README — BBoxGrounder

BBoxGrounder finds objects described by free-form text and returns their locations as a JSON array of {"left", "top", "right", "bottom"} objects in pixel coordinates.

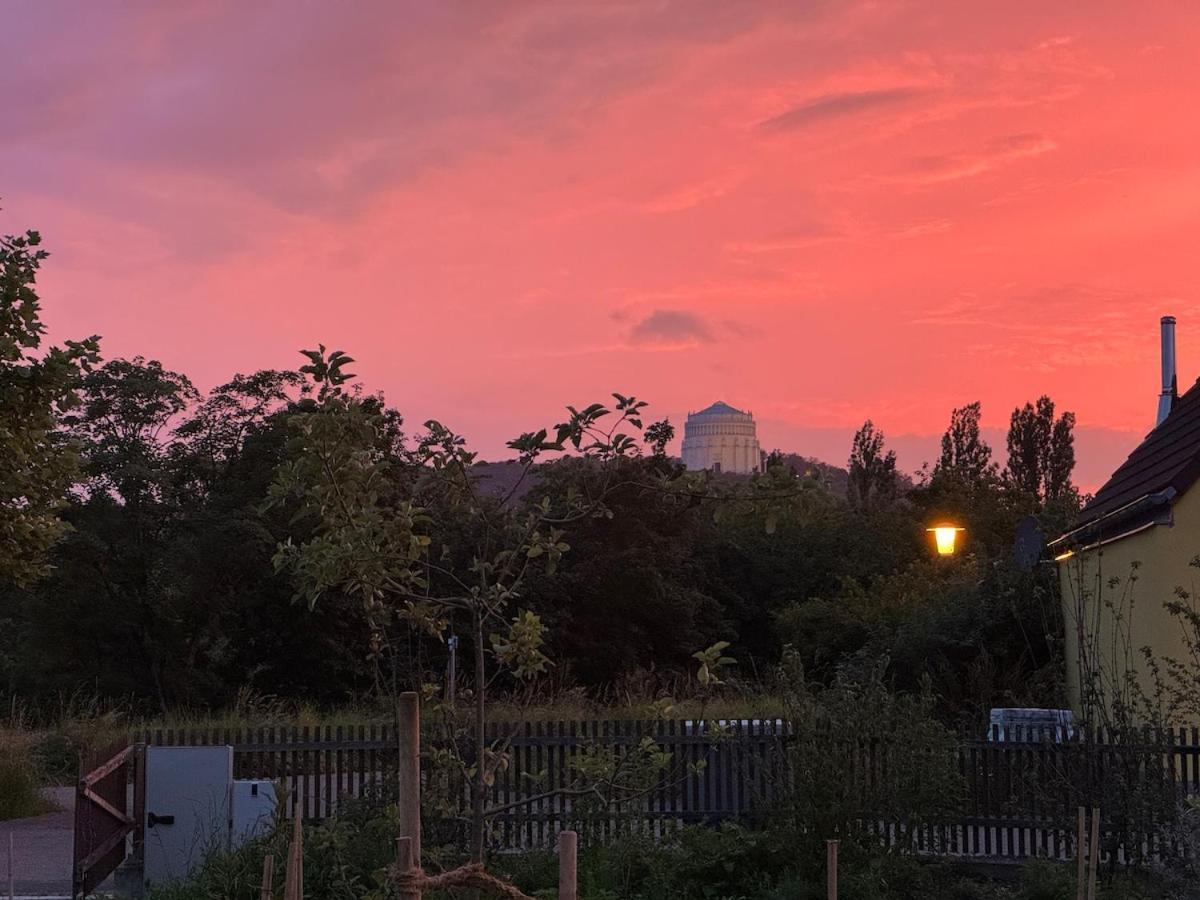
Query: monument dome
[{"left": 681, "top": 401, "right": 762, "bottom": 474}]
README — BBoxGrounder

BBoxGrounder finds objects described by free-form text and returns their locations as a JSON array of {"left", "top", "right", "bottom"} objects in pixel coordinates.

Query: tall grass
[{"left": 0, "top": 721, "right": 50, "bottom": 820}]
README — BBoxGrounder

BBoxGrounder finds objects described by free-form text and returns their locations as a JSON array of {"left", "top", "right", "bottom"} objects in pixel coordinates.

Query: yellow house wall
[{"left": 1058, "top": 487, "right": 1200, "bottom": 717}]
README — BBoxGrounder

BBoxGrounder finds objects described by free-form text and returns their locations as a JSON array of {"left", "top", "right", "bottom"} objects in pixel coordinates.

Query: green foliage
[
  {"left": 775, "top": 650, "right": 963, "bottom": 860},
  {"left": 693, "top": 641, "right": 736, "bottom": 688},
  {"left": 775, "top": 551, "right": 1063, "bottom": 719},
  {"left": 1, "top": 354, "right": 363, "bottom": 712},
  {"left": 0, "top": 228, "right": 100, "bottom": 585},
  {"left": 490, "top": 610, "right": 551, "bottom": 679}
]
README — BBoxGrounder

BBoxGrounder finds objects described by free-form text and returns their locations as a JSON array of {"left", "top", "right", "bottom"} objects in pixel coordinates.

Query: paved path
[{"left": 5, "top": 787, "right": 74, "bottom": 898}]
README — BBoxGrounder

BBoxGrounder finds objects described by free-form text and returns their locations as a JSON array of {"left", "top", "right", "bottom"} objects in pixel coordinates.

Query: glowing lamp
[{"left": 927, "top": 524, "right": 965, "bottom": 557}]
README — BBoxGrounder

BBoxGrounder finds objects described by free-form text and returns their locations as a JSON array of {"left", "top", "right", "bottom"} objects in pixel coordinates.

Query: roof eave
[{"left": 1049, "top": 487, "right": 1177, "bottom": 549}]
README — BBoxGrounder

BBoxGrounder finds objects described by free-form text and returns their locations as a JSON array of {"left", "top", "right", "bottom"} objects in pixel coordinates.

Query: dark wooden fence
[{"left": 139, "top": 720, "right": 1200, "bottom": 861}]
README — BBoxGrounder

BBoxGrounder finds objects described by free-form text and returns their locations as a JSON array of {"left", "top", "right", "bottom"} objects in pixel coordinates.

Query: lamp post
[{"left": 927, "top": 524, "right": 965, "bottom": 557}]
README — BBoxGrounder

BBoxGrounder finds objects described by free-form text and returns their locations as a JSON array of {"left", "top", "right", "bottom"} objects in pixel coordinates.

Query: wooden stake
[
  {"left": 396, "top": 836, "right": 421, "bottom": 900},
  {"left": 283, "top": 801, "right": 303, "bottom": 900},
  {"left": 1075, "top": 807, "right": 1086, "bottom": 900},
  {"left": 8, "top": 831, "right": 13, "bottom": 900},
  {"left": 558, "top": 830, "right": 578, "bottom": 900},
  {"left": 826, "top": 839, "right": 839, "bottom": 900},
  {"left": 1087, "top": 806, "right": 1100, "bottom": 900},
  {"left": 260, "top": 853, "right": 275, "bottom": 900},
  {"left": 398, "top": 692, "right": 422, "bottom": 867}
]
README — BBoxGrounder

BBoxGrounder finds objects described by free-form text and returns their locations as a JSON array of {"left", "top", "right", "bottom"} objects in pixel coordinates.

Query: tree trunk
[{"left": 470, "top": 606, "right": 487, "bottom": 864}]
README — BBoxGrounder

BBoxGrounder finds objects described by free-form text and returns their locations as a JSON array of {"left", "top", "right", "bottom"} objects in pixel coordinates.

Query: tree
[
  {"left": 0, "top": 228, "right": 99, "bottom": 585},
  {"left": 65, "top": 357, "right": 198, "bottom": 508},
  {"left": 933, "top": 402, "right": 997, "bottom": 487},
  {"left": 1005, "top": 396, "right": 1076, "bottom": 504},
  {"left": 172, "top": 369, "right": 304, "bottom": 499},
  {"left": 643, "top": 418, "right": 675, "bottom": 458},
  {"left": 11, "top": 362, "right": 338, "bottom": 713},
  {"left": 522, "top": 455, "right": 721, "bottom": 685},
  {"left": 847, "top": 420, "right": 897, "bottom": 508}
]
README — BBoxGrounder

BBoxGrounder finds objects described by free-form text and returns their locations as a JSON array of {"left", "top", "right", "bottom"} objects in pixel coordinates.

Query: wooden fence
[{"left": 138, "top": 720, "right": 1200, "bottom": 862}]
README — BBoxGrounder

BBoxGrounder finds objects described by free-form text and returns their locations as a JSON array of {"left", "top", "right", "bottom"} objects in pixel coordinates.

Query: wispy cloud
[
  {"left": 901, "top": 133, "right": 1056, "bottom": 183},
  {"left": 758, "top": 86, "right": 929, "bottom": 131}
]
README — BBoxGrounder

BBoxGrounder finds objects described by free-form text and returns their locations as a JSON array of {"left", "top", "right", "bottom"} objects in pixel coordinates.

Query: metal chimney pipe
[{"left": 1157, "top": 315, "right": 1178, "bottom": 426}]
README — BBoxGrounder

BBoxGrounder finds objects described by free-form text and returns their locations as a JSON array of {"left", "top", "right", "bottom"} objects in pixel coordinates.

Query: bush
[{"left": 774, "top": 650, "right": 963, "bottom": 864}]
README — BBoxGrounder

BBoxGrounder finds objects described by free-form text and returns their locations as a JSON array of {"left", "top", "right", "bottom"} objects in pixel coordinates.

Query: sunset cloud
[
  {"left": 629, "top": 309, "right": 714, "bottom": 345},
  {"left": 903, "top": 132, "right": 1058, "bottom": 183},
  {"left": 758, "top": 87, "right": 929, "bottom": 132}
]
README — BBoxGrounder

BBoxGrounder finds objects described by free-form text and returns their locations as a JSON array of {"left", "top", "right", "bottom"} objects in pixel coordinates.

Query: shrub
[{"left": 773, "top": 650, "right": 963, "bottom": 864}]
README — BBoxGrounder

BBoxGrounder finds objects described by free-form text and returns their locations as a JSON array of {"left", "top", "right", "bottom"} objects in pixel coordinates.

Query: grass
[
  {"left": 0, "top": 726, "right": 51, "bottom": 820},
  {"left": 4, "top": 681, "right": 789, "bottom": 733}
]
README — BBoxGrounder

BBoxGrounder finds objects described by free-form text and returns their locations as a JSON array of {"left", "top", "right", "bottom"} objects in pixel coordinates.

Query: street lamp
[{"left": 927, "top": 524, "right": 965, "bottom": 557}]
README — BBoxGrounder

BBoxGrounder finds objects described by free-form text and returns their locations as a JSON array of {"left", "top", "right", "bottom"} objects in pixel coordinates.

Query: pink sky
[{"left": 6, "top": 1, "right": 1200, "bottom": 490}]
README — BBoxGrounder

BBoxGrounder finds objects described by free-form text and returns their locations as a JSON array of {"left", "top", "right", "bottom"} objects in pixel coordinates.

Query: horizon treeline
[{"left": 2, "top": 227, "right": 1081, "bottom": 723}]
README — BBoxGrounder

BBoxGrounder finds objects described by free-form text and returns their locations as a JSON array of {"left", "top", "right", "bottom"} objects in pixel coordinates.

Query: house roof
[{"left": 1076, "top": 377, "right": 1200, "bottom": 526}]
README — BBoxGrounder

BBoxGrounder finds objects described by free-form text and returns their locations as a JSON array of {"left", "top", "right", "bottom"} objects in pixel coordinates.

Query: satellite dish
[{"left": 1013, "top": 515, "right": 1044, "bottom": 572}]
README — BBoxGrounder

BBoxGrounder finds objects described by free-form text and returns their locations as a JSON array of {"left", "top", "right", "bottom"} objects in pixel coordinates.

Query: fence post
[
  {"left": 396, "top": 837, "right": 420, "bottom": 900},
  {"left": 8, "top": 831, "right": 14, "bottom": 900},
  {"left": 259, "top": 853, "right": 274, "bottom": 900},
  {"left": 1075, "top": 807, "right": 1086, "bottom": 900},
  {"left": 826, "top": 839, "right": 839, "bottom": 900},
  {"left": 1087, "top": 806, "right": 1100, "bottom": 900},
  {"left": 558, "top": 830, "right": 578, "bottom": 900},
  {"left": 398, "top": 692, "right": 422, "bottom": 866},
  {"left": 283, "top": 802, "right": 303, "bottom": 900}
]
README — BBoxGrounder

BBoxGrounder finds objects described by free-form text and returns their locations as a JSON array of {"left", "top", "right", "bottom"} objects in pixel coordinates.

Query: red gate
[{"left": 73, "top": 741, "right": 145, "bottom": 897}]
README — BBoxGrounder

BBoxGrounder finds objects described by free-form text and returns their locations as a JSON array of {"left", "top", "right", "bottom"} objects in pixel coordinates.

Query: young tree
[
  {"left": 0, "top": 229, "right": 99, "bottom": 585},
  {"left": 269, "top": 347, "right": 656, "bottom": 864},
  {"left": 1005, "top": 395, "right": 1076, "bottom": 503},
  {"left": 847, "top": 419, "right": 897, "bottom": 508},
  {"left": 933, "top": 402, "right": 997, "bottom": 486}
]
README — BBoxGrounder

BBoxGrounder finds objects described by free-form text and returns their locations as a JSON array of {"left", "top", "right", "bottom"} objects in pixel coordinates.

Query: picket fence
[{"left": 138, "top": 720, "right": 1200, "bottom": 862}]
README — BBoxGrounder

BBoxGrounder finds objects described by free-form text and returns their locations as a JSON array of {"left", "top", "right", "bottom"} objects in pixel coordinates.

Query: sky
[{"left": 5, "top": 1, "right": 1200, "bottom": 490}]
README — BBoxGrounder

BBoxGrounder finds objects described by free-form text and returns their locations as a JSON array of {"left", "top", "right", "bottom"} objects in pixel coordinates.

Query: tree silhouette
[
  {"left": 848, "top": 420, "right": 897, "bottom": 508},
  {"left": 934, "top": 402, "right": 997, "bottom": 487},
  {"left": 1005, "top": 395, "right": 1076, "bottom": 503}
]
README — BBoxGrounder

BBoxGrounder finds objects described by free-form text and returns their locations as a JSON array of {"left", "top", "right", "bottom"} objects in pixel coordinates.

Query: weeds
[{"left": 0, "top": 725, "right": 50, "bottom": 820}]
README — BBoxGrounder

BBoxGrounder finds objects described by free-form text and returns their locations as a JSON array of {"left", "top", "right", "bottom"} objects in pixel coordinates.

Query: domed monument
[{"left": 681, "top": 401, "right": 762, "bottom": 474}]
